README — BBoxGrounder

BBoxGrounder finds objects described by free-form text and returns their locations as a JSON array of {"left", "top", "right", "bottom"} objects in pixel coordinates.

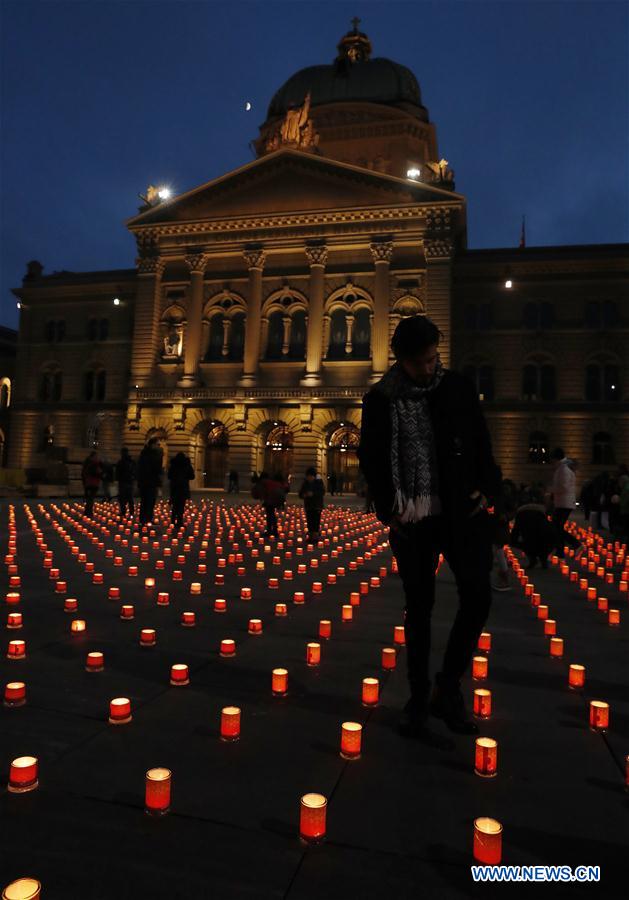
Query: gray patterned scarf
[{"left": 375, "top": 360, "right": 444, "bottom": 523}]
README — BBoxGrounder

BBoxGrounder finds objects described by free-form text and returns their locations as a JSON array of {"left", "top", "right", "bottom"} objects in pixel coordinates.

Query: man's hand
[
  {"left": 388, "top": 512, "right": 409, "bottom": 538},
  {"left": 469, "top": 491, "right": 488, "bottom": 517}
]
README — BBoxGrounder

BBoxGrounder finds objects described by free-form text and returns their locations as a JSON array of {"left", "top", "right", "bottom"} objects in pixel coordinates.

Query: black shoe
[
  {"left": 430, "top": 678, "right": 479, "bottom": 735},
  {"left": 397, "top": 700, "right": 455, "bottom": 750}
]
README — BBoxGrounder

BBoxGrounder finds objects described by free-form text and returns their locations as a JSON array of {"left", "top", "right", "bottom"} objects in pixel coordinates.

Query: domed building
[{"left": 9, "top": 24, "right": 628, "bottom": 492}]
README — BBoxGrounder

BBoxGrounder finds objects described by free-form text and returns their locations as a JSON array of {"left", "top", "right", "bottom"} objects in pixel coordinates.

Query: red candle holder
[
  {"left": 268, "top": 578, "right": 279, "bottom": 590},
  {"left": 543, "top": 619, "right": 556, "bottom": 636},
  {"left": 608, "top": 609, "right": 620, "bottom": 626},
  {"left": 7, "top": 612, "right": 22, "bottom": 629},
  {"left": 220, "top": 706, "right": 241, "bottom": 741},
  {"left": 299, "top": 793, "right": 327, "bottom": 843},
  {"left": 472, "top": 656, "right": 488, "bottom": 680},
  {"left": 181, "top": 611, "right": 196, "bottom": 627},
  {"left": 274, "top": 603, "right": 287, "bottom": 617},
  {"left": 240, "top": 587, "right": 252, "bottom": 600},
  {"left": 597, "top": 596, "right": 608, "bottom": 612},
  {"left": 5, "top": 592, "right": 20, "bottom": 606},
  {"left": 157, "top": 592, "right": 170, "bottom": 606},
  {"left": 312, "top": 582, "right": 323, "bottom": 594},
  {"left": 327, "top": 574, "right": 337, "bottom": 585},
  {"left": 306, "top": 642, "right": 321, "bottom": 666},
  {"left": 109, "top": 697, "right": 132, "bottom": 724},
  {"left": 55, "top": 581, "right": 67, "bottom": 594},
  {"left": 86, "top": 651, "right": 104, "bottom": 672},
  {"left": 145, "top": 767, "right": 171, "bottom": 815},
  {"left": 381, "top": 647, "right": 396, "bottom": 670},
  {"left": 362, "top": 677, "right": 379, "bottom": 706},
  {"left": 341, "top": 605, "right": 353, "bottom": 622},
  {"left": 214, "top": 598, "right": 227, "bottom": 613},
  {"left": 474, "top": 737, "right": 498, "bottom": 777},
  {"left": 549, "top": 637, "right": 564, "bottom": 658},
  {"left": 140, "top": 628, "right": 156, "bottom": 647},
  {"left": 360, "top": 582, "right": 369, "bottom": 595},
  {"left": 128, "top": 566, "right": 138, "bottom": 577},
  {"left": 340, "top": 722, "right": 362, "bottom": 760},
  {"left": 473, "top": 817, "right": 502, "bottom": 864},
  {"left": 92, "top": 573, "right": 104, "bottom": 585},
  {"left": 370, "top": 577, "right": 381, "bottom": 588},
  {"left": 71, "top": 619, "right": 86, "bottom": 634},
  {"left": 172, "top": 570, "right": 183, "bottom": 582},
  {"left": 589, "top": 700, "right": 609, "bottom": 732},
  {"left": 3, "top": 681, "right": 26, "bottom": 707},
  {"left": 587, "top": 587, "right": 597, "bottom": 602},
  {"left": 108, "top": 587, "right": 120, "bottom": 601},
  {"left": 214, "top": 574, "right": 224, "bottom": 586},
  {"left": 473, "top": 688, "right": 492, "bottom": 718},
  {"left": 319, "top": 620, "right": 331, "bottom": 640},
  {"left": 537, "top": 605, "right": 549, "bottom": 620},
  {"left": 7, "top": 640, "right": 25, "bottom": 660},
  {"left": 568, "top": 664, "right": 585, "bottom": 689},
  {"left": 8, "top": 756, "right": 38, "bottom": 793},
  {"left": 170, "top": 664, "right": 189, "bottom": 686},
  {"left": 248, "top": 618, "right": 263, "bottom": 634},
  {"left": 220, "top": 638, "right": 236, "bottom": 657},
  {"left": 531, "top": 593, "right": 541, "bottom": 608},
  {"left": 293, "top": 592, "right": 305, "bottom": 604},
  {"left": 393, "top": 625, "right": 405, "bottom": 646},
  {"left": 120, "top": 604, "right": 134, "bottom": 620},
  {"left": 477, "top": 632, "right": 491, "bottom": 653},
  {"left": 190, "top": 583, "right": 201, "bottom": 595},
  {"left": 272, "top": 668, "right": 288, "bottom": 696}
]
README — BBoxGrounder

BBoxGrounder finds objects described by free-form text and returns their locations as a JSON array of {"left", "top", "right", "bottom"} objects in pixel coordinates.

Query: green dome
[{"left": 266, "top": 56, "right": 427, "bottom": 122}]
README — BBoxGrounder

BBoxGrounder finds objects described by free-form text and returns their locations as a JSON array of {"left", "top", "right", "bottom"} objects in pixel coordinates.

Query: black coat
[
  {"left": 357, "top": 369, "right": 502, "bottom": 527},
  {"left": 168, "top": 454, "right": 195, "bottom": 500}
]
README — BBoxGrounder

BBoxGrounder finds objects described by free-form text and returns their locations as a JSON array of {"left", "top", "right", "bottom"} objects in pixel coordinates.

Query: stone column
[
  {"left": 345, "top": 314, "right": 355, "bottom": 355},
  {"left": 301, "top": 245, "right": 328, "bottom": 386},
  {"left": 239, "top": 248, "right": 266, "bottom": 386},
  {"left": 370, "top": 241, "right": 393, "bottom": 379},
  {"left": 221, "top": 318, "right": 232, "bottom": 357},
  {"left": 130, "top": 255, "right": 165, "bottom": 388},
  {"left": 423, "top": 239, "right": 453, "bottom": 368},
  {"left": 179, "top": 252, "right": 208, "bottom": 386},
  {"left": 281, "top": 316, "right": 292, "bottom": 356}
]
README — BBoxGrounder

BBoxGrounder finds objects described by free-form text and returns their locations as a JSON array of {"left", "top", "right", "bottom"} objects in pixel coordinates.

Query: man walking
[
  {"left": 358, "top": 315, "right": 502, "bottom": 744},
  {"left": 298, "top": 466, "right": 325, "bottom": 541},
  {"left": 550, "top": 448, "right": 581, "bottom": 557},
  {"left": 137, "top": 437, "right": 163, "bottom": 525}
]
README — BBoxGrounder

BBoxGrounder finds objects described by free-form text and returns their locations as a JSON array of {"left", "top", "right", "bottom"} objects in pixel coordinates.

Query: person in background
[
  {"left": 168, "top": 452, "right": 195, "bottom": 528},
  {"left": 511, "top": 489, "right": 555, "bottom": 569},
  {"left": 550, "top": 447, "right": 582, "bottom": 557},
  {"left": 298, "top": 466, "right": 325, "bottom": 541},
  {"left": 253, "top": 470, "right": 287, "bottom": 537},
  {"left": 328, "top": 471, "right": 337, "bottom": 495},
  {"left": 81, "top": 450, "right": 103, "bottom": 517},
  {"left": 115, "top": 447, "right": 136, "bottom": 518},
  {"left": 227, "top": 470, "right": 239, "bottom": 493},
  {"left": 137, "top": 437, "right": 163, "bottom": 525}
]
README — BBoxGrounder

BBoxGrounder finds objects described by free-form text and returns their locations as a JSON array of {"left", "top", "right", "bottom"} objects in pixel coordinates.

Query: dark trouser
[
  {"left": 552, "top": 508, "right": 580, "bottom": 556},
  {"left": 171, "top": 494, "right": 186, "bottom": 528},
  {"left": 389, "top": 513, "right": 492, "bottom": 700},
  {"left": 84, "top": 486, "right": 98, "bottom": 517},
  {"left": 139, "top": 488, "right": 157, "bottom": 525},
  {"left": 305, "top": 506, "right": 322, "bottom": 535},
  {"left": 264, "top": 504, "right": 278, "bottom": 536},
  {"left": 118, "top": 484, "right": 134, "bottom": 518}
]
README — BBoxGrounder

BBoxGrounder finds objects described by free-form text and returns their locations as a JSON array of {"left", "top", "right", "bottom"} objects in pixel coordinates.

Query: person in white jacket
[{"left": 550, "top": 448, "right": 582, "bottom": 557}]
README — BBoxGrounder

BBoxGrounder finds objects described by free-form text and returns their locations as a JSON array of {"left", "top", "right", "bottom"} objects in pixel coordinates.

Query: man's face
[{"left": 399, "top": 344, "right": 439, "bottom": 385}]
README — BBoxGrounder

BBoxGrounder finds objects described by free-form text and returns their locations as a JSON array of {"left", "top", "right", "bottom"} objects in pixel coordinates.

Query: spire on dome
[{"left": 336, "top": 17, "right": 372, "bottom": 63}]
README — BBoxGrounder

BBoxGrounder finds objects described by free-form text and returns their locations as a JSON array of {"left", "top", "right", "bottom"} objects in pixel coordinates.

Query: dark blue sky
[{"left": 2, "top": 0, "right": 627, "bottom": 329}]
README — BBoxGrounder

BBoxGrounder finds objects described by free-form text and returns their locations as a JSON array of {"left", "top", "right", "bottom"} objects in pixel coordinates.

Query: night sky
[{"left": 2, "top": 0, "right": 627, "bottom": 329}]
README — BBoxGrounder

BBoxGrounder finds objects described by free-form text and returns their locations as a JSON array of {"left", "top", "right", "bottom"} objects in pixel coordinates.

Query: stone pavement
[{"left": 0, "top": 499, "right": 626, "bottom": 899}]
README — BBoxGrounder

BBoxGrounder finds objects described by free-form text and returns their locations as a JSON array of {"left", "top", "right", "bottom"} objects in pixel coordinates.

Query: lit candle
[
  {"left": 393, "top": 625, "right": 406, "bottom": 646},
  {"left": 360, "top": 582, "right": 369, "bottom": 595},
  {"left": 272, "top": 668, "right": 288, "bottom": 696},
  {"left": 7, "top": 640, "right": 25, "bottom": 660},
  {"left": 170, "top": 664, "right": 189, "bottom": 686},
  {"left": 362, "top": 677, "right": 379, "bottom": 706},
  {"left": 319, "top": 620, "right": 331, "bottom": 640},
  {"left": 214, "top": 598, "right": 227, "bottom": 613},
  {"left": 537, "top": 605, "right": 549, "bottom": 620},
  {"left": 145, "top": 767, "right": 171, "bottom": 815},
  {"left": 190, "top": 583, "right": 201, "bottom": 595},
  {"left": 473, "top": 817, "right": 502, "bottom": 864},
  {"left": 120, "top": 604, "right": 134, "bottom": 620},
  {"left": 240, "top": 587, "right": 252, "bottom": 600},
  {"left": 597, "top": 596, "right": 608, "bottom": 612},
  {"left": 341, "top": 605, "right": 353, "bottom": 622},
  {"left": 128, "top": 566, "right": 138, "bottom": 577},
  {"left": 543, "top": 619, "right": 556, "bottom": 636},
  {"left": 85, "top": 651, "right": 104, "bottom": 672},
  {"left": 299, "top": 793, "right": 327, "bottom": 843},
  {"left": 549, "top": 637, "right": 564, "bottom": 658},
  {"left": 474, "top": 737, "right": 498, "bottom": 777},
  {"left": 7, "top": 613, "right": 22, "bottom": 629},
  {"left": 140, "top": 628, "right": 156, "bottom": 647},
  {"left": 268, "top": 578, "right": 279, "bottom": 590},
  {"left": 181, "top": 611, "right": 196, "bottom": 627},
  {"left": 531, "top": 593, "right": 541, "bottom": 607},
  {"left": 220, "top": 638, "right": 236, "bottom": 657},
  {"left": 589, "top": 700, "right": 609, "bottom": 732},
  {"left": 293, "top": 591, "right": 305, "bottom": 604},
  {"left": 327, "top": 574, "right": 336, "bottom": 585},
  {"left": 3, "top": 681, "right": 26, "bottom": 707},
  {"left": 587, "top": 587, "right": 597, "bottom": 602},
  {"left": 7, "top": 756, "right": 38, "bottom": 794},
  {"left": 370, "top": 577, "right": 380, "bottom": 588},
  {"left": 312, "top": 582, "right": 322, "bottom": 594},
  {"left": 1, "top": 878, "right": 41, "bottom": 899},
  {"left": 220, "top": 706, "right": 241, "bottom": 741},
  {"left": 306, "top": 642, "right": 321, "bottom": 666},
  {"left": 248, "top": 618, "right": 263, "bottom": 634},
  {"left": 108, "top": 587, "right": 120, "bottom": 600},
  {"left": 109, "top": 697, "right": 132, "bottom": 724},
  {"left": 382, "top": 648, "right": 396, "bottom": 670},
  {"left": 214, "top": 574, "right": 224, "bottom": 586},
  {"left": 274, "top": 603, "right": 287, "bottom": 616},
  {"left": 55, "top": 581, "right": 67, "bottom": 594},
  {"left": 568, "top": 664, "right": 585, "bottom": 689},
  {"left": 473, "top": 688, "right": 492, "bottom": 718},
  {"left": 477, "top": 632, "right": 491, "bottom": 652},
  {"left": 608, "top": 609, "right": 620, "bottom": 626},
  {"left": 472, "top": 656, "right": 488, "bottom": 680},
  {"left": 71, "top": 619, "right": 86, "bottom": 633},
  {"left": 5, "top": 593, "right": 20, "bottom": 605},
  {"left": 92, "top": 573, "right": 104, "bottom": 585},
  {"left": 340, "top": 722, "right": 362, "bottom": 760},
  {"left": 349, "top": 592, "right": 360, "bottom": 607}
]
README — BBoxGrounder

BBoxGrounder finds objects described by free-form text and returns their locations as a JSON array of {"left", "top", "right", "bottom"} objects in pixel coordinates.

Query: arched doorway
[
  {"left": 204, "top": 422, "right": 229, "bottom": 488},
  {"left": 263, "top": 424, "right": 293, "bottom": 481},
  {"left": 327, "top": 425, "right": 360, "bottom": 493}
]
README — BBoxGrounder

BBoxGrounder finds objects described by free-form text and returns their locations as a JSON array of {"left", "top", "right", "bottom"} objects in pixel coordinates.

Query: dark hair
[
  {"left": 305, "top": 467, "right": 316, "bottom": 476},
  {"left": 550, "top": 447, "right": 565, "bottom": 461},
  {"left": 391, "top": 315, "right": 442, "bottom": 360}
]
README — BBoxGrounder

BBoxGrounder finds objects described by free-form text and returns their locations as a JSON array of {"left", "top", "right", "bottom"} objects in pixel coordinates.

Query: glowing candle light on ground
[
  {"left": 312, "top": 582, "right": 322, "bottom": 594},
  {"left": 220, "top": 706, "right": 241, "bottom": 741},
  {"left": 7, "top": 640, "right": 25, "bottom": 660},
  {"left": 145, "top": 767, "right": 171, "bottom": 815},
  {"left": 8, "top": 756, "right": 38, "bottom": 793},
  {"left": 474, "top": 738, "right": 498, "bottom": 777},
  {"left": 5, "top": 593, "right": 20, "bottom": 605},
  {"left": 2, "top": 878, "right": 41, "bottom": 899},
  {"left": 4, "top": 682, "right": 26, "bottom": 707},
  {"left": 220, "top": 639, "right": 236, "bottom": 657},
  {"left": 587, "top": 587, "right": 597, "bottom": 602},
  {"left": 293, "top": 591, "right": 305, "bottom": 604},
  {"left": 109, "top": 697, "right": 132, "bottom": 724},
  {"left": 108, "top": 587, "right": 120, "bottom": 600},
  {"left": 393, "top": 625, "right": 405, "bottom": 646},
  {"left": 190, "top": 583, "right": 201, "bottom": 595},
  {"left": 362, "top": 677, "right": 379, "bottom": 706},
  {"left": 7, "top": 613, "right": 22, "bottom": 629},
  {"left": 128, "top": 566, "right": 138, "bottom": 577},
  {"left": 477, "top": 632, "right": 491, "bottom": 652},
  {"left": 608, "top": 609, "right": 620, "bottom": 626},
  {"left": 86, "top": 652, "right": 104, "bottom": 672},
  {"left": 299, "top": 793, "right": 327, "bottom": 842},
  {"left": 382, "top": 647, "right": 396, "bottom": 670},
  {"left": 568, "top": 664, "right": 585, "bottom": 689},
  {"left": 249, "top": 618, "right": 263, "bottom": 634},
  {"left": 473, "top": 818, "right": 502, "bottom": 864},
  {"left": 537, "top": 605, "right": 549, "bottom": 620},
  {"left": 549, "top": 637, "right": 564, "bottom": 658},
  {"left": 340, "top": 722, "right": 362, "bottom": 760},
  {"left": 140, "top": 628, "right": 156, "bottom": 647},
  {"left": 306, "top": 642, "right": 321, "bottom": 666},
  {"left": 272, "top": 668, "right": 288, "bottom": 695},
  {"left": 71, "top": 619, "right": 86, "bottom": 633},
  {"left": 120, "top": 605, "right": 134, "bottom": 620},
  {"left": 473, "top": 688, "right": 492, "bottom": 718},
  {"left": 543, "top": 619, "right": 556, "bottom": 636},
  {"left": 597, "top": 596, "right": 608, "bottom": 612},
  {"left": 181, "top": 611, "right": 196, "bottom": 627},
  {"left": 341, "top": 605, "right": 353, "bottom": 622},
  {"left": 319, "top": 620, "right": 331, "bottom": 640},
  {"left": 472, "top": 656, "right": 488, "bottom": 680},
  {"left": 170, "top": 664, "right": 189, "bottom": 686},
  {"left": 275, "top": 603, "right": 287, "bottom": 616},
  {"left": 240, "top": 587, "right": 252, "bottom": 600},
  {"left": 589, "top": 700, "right": 609, "bottom": 732}
]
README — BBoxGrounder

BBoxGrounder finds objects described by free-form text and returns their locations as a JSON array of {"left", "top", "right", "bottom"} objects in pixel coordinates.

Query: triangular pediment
[{"left": 127, "top": 150, "right": 462, "bottom": 228}]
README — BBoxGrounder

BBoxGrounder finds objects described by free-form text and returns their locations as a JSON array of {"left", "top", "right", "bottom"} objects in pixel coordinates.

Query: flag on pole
[{"left": 519, "top": 215, "right": 526, "bottom": 248}]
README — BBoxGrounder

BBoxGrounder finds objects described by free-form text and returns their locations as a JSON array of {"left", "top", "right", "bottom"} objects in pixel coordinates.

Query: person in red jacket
[
  {"left": 253, "top": 470, "right": 287, "bottom": 538},
  {"left": 81, "top": 450, "right": 103, "bottom": 517}
]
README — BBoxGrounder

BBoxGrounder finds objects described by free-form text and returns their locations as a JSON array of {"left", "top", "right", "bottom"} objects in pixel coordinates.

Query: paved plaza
[{"left": 0, "top": 498, "right": 627, "bottom": 898}]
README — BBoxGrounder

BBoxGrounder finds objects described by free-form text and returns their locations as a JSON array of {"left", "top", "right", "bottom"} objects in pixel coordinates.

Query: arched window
[
  {"left": 0, "top": 379, "right": 10, "bottom": 409},
  {"left": 522, "top": 364, "right": 556, "bottom": 401},
  {"left": 464, "top": 304, "right": 493, "bottom": 331},
  {"left": 45, "top": 321, "right": 56, "bottom": 342},
  {"left": 288, "top": 310, "right": 307, "bottom": 359},
  {"left": 99, "top": 318, "right": 109, "bottom": 341},
  {"left": 528, "top": 431, "right": 549, "bottom": 465},
  {"left": 206, "top": 314, "right": 224, "bottom": 361},
  {"left": 39, "top": 369, "right": 62, "bottom": 402},
  {"left": 263, "top": 423, "right": 293, "bottom": 480},
  {"left": 327, "top": 309, "right": 348, "bottom": 360},
  {"left": 229, "top": 313, "right": 245, "bottom": 361},
  {"left": 96, "top": 370, "right": 107, "bottom": 401},
  {"left": 87, "top": 319, "right": 98, "bottom": 341},
  {"left": 585, "top": 363, "right": 620, "bottom": 402},
  {"left": 84, "top": 369, "right": 106, "bottom": 402},
  {"left": 327, "top": 425, "right": 361, "bottom": 493},
  {"left": 585, "top": 301, "right": 619, "bottom": 329},
  {"left": 204, "top": 422, "right": 229, "bottom": 488},
  {"left": 265, "top": 311, "right": 284, "bottom": 360},
  {"left": 84, "top": 371, "right": 94, "bottom": 402},
  {"left": 463, "top": 365, "right": 494, "bottom": 401},
  {"left": 592, "top": 432, "right": 615, "bottom": 465},
  {"left": 351, "top": 308, "right": 371, "bottom": 359}
]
